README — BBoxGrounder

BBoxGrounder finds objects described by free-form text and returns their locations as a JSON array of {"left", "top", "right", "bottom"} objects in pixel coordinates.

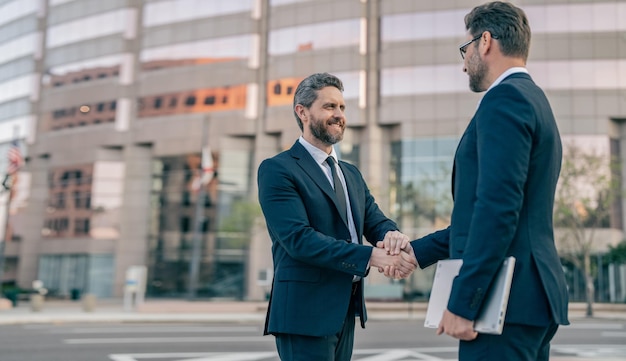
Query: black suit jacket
[
  {"left": 412, "top": 73, "right": 569, "bottom": 327},
  {"left": 258, "top": 140, "right": 399, "bottom": 337}
]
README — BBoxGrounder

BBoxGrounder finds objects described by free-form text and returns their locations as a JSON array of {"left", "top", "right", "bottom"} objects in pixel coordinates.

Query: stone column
[{"left": 113, "top": 144, "right": 152, "bottom": 297}]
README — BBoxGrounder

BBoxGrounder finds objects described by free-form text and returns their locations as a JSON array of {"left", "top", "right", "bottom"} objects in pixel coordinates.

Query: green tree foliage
[
  {"left": 606, "top": 241, "right": 626, "bottom": 264},
  {"left": 218, "top": 199, "right": 262, "bottom": 248}
]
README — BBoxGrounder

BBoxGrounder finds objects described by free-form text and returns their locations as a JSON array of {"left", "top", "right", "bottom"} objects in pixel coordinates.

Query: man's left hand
[{"left": 436, "top": 309, "right": 478, "bottom": 341}]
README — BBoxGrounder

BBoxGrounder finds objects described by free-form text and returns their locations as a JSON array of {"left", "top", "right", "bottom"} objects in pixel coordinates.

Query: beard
[
  {"left": 309, "top": 115, "right": 344, "bottom": 145},
  {"left": 467, "top": 50, "right": 488, "bottom": 92}
]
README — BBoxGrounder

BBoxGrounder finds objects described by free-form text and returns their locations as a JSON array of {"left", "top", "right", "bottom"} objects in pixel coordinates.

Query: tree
[
  {"left": 218, "top": 198, "right": 263, "bottom": 248},
  {"left": 553, "top": 141, "right": 622, "bottom": 316},
  {"left": 605, "top": 240, "right": 626, "bottom": 264}
]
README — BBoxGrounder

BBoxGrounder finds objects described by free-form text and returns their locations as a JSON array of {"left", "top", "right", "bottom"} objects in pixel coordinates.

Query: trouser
[
  {"left": 459, "top": 322, "right": 559, "bottom": 361},
  {"left": 275, "top": 285, "right": 357, "bottom": 361}
]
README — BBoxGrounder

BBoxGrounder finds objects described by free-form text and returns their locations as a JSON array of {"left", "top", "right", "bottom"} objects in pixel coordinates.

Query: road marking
[
  {"left": 552, "top": 344, "right": 626, "bottom": 357},
  {"left": 51, "top": 326, "right": 259, "bottom": 334},
  {"left": 108, "top": 345, "right": 626, "bottom": 361},
  {"left": 601, "top": 331, "right": 626, "bottom": 338},
  {"left": 355, "top": 349, "right": 446, "bottom": 360},
  {"left": 566, "top": 323, "right": 624, "bottom": 330},
  {"left": 109, "top": 352, "right": 276, "bottom": 361},
  {"left": 66, "top": 336, "right": 269, "bottom": 344}
]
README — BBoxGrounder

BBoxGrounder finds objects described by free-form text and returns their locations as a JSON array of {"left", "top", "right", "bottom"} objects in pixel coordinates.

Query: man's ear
[{"left": 295, "top": 104, "right": 307, "bottom": 121}]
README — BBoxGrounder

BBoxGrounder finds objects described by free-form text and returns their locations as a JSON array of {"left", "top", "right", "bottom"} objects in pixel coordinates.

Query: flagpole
[
  {"left": 0, "top": 182, "right": 9, "bottom": 298},
  {"left": 0, "top": 131, "right": 21, "bottom": 300},
  {"left": 187, "top": 117, "right": 209, "bottom": 299}
]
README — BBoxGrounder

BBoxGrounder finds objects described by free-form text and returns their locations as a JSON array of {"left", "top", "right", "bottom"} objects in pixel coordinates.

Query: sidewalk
[{"left": 1, "top": 298, "right": 625, "bottom": 325}]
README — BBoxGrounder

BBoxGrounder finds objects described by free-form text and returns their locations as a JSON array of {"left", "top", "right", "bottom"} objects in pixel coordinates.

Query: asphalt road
[{"left": 0, "top": 318, "right": 625, "bottom": 361}]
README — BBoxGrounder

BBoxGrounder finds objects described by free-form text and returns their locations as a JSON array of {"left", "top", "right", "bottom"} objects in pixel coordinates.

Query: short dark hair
[
  {"left": 465, "top": 1, "right": 531, "bottom": 61},
  {"left": 293, "top": 73, "right": 344, "bottom": 131}
]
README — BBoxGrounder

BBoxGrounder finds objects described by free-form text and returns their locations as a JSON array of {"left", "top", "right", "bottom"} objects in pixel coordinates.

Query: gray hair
[
  {"left": 465, "top": 1, "right": 531, "bottom": 61},
  {"left": 293, "top": 73, "right": 344, "bottom": 131}
]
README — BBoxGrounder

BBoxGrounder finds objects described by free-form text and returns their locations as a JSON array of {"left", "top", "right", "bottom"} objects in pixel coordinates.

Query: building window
[
  {"left": 74, "top": 191, "right": 82, "bottom": 208},
  {"left": 204, "top": 96, "right": 215, "bottom": 105},
  {"left": 110, "top": 101, "right": 116, "bottom": 110},
  {"left": 75, "top": 218, "right": 90, "bottom": 235},
  {"left": 154, "top": 97, "right": 163, "bottom": 108},
  {"left": 185, "top": 96, "right": 196, "bottom": 106},
  {"left": 97, "top": 103, "right": 105, "bottom": 112},
  {"left": 180, "top": 217, "right": 190, "bottom": 233}
]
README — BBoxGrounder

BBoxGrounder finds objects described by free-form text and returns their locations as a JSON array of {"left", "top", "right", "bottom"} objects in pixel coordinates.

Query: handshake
[{"left": 370, "top": 230, "right": 418, "bottom": 280}]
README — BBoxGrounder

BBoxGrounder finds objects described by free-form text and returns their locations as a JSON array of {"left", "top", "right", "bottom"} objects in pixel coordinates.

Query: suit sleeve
[
  {"left": 258, "top": 157, "right": 372, "bottom": 276},
  {"left": 448, "top": 84, "right": 534, "bottom": 320},
  {"left": 411, "top": 226, "right": 450, "bottom": 268}
]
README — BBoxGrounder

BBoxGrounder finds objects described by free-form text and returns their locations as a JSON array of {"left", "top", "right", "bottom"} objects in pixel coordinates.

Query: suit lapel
[{"left": 290, "top": 142, "right": 348, "bottom": 227}]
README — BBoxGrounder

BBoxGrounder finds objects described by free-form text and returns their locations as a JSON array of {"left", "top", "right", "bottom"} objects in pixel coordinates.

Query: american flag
[{"left": 6, "top": 139, "right": 23, "bottom": 175}]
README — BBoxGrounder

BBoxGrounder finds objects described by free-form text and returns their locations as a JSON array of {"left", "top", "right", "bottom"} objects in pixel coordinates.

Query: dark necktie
[{"left": 326, "top": 156, "right": 348, "bottom": 226}]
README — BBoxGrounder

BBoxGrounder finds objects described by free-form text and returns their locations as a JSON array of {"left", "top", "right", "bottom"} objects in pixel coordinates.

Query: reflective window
[
  {"left": 382, "top": 60, "right": 626, "bottom": 97},
  {"left": 49, "top": 0, "right": 78, "bottom": 5},
  {"left": 0, "top": 0, "right": 39, "bottom": 27},
  {"left": 37, "top": 254, "right": 114, "bottom": 298},
  {"left": 143, "top": 0, "right": 253, "bottom": 27},
  {"left": 45, "top": 54, "right": 123, "bottom": 86},
  {"left": 0, "top": 74, "right": 36, "bottom": 104},
  {"left": 0, "top": 57, "right": 35, "bottom": 84},
  {"left": 90, "top": 161, "right": 124, "bottom": 239},
  {"left": 140, "top": 34, "right": 253, "bottom": 65},
  {"left": 0, "top": 98, "right": 30, "bottom": 122},
  {"left": 43, "top": 164, "right": 98, "bottom": 239},
  {"left": 0, "top": 32, "right": 39, "bottom": 65},
  {"left": 43, "top": 100, "right": 117, "bottom": 132},
  {"left": 270, "top": 0, "right": 311, "bottom": 6},
  {"left": 0, "top": 16, "right": 38, "bottom": 44},
  {"left": 269, "top": 19, "right": 360, "bottom": 56},
  {"left": 381, "top": 4, "right": 626, "bottom": 45},
  {"left": 382, "top": 10, "right": 465, "bottom": 43},
  {"left": 46, "top": 8, "right": 133, "bottom": 48},
  {"left": 139, "top": 85, "right": 246, "bottom": 118},
  {"left": 390, "top": 138, "right": 456, "bottom": 233},
  {"left": 147, "top": 153, "right": 221, "bottom": 297},
  {"left": 381, "top": 65, "right": 466, "bottom": 97}
]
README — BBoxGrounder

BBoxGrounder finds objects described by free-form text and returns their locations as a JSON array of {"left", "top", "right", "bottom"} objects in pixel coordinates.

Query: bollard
[
  {"left": 30, "top": 294, "right": 44, "bottom": 312},
  {"left": 82, "top": 293, "right": 96, "bottom": 312}
]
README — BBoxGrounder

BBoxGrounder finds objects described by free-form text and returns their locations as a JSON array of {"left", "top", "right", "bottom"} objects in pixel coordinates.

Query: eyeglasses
[
  {"left": 459, "top": 33, "right": 499, "bottom": 60},
  {"left": 459, "top": 35, "right": 482, "bottom": 60}
]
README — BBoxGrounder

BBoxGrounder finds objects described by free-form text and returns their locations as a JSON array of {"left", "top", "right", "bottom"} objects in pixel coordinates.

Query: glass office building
[{"left": 1, "top": 0, "right": 625, "bottom": 301}]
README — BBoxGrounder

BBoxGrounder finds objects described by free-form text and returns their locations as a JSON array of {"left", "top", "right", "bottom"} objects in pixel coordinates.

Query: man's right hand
[{"left": 369, "top": 247, "right": 417, "bottom": 279}]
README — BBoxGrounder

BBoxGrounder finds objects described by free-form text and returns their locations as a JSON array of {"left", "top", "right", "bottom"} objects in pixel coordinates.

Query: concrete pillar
[
  {"left": 16, "top": 155, "right": 50, "bottom": 290},
  {"left": 113, "top": 144, "right": 153, "bottom": 297}
]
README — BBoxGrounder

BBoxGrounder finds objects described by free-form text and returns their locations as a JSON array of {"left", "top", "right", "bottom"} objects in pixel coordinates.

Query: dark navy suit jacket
[
  {"left": 258, "top": 140, "right": 399, "bottom": 337},
  {"left": 412, "top": 73, "right": 569, "bottom": 327}
]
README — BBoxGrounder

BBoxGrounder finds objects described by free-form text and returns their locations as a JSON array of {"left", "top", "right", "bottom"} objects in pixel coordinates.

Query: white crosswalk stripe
[{"left": 109, "top": 345, "right": 626, "bottom": 361}]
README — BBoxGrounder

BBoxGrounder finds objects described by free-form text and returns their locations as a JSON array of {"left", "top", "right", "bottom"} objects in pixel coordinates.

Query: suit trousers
[
  {"left": 274, "top": 284, "right": 357, "bottom": 361},
  {"left": 458, "top": 321, "right": 559, "bottom": 361}
]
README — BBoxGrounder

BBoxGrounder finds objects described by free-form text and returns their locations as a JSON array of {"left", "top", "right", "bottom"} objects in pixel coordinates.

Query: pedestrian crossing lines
[{"left": 109, "top": 345, "right": 626, "bottom": 361}]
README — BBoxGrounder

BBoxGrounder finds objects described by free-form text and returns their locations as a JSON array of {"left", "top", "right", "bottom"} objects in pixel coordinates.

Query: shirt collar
[
  {"left": 477, "top": 67, "right": 528, "bottom": 109},
  {"left": 486, "top": 66, "right": 528, "bottom": 93},
  {"left": 298, "top": 136, "right": 338, "bottom": 165}
]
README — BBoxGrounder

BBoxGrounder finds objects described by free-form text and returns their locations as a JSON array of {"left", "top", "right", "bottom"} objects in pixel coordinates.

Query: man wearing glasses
[{"left": 381, "top": 2, "right": 569, "bottom": 360}]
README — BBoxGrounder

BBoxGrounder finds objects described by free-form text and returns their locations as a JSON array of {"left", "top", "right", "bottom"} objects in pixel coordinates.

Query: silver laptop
[{"left": 424, "top": 256, "right": 516, "bottom": 335}]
